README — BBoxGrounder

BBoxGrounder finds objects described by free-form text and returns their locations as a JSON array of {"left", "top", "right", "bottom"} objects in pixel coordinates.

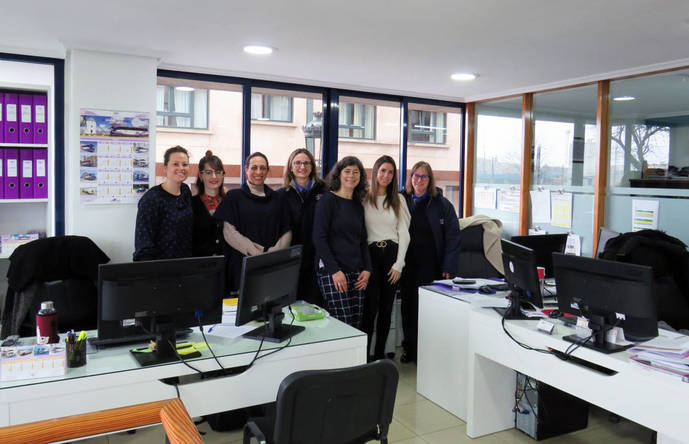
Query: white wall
[{"left": 65, "top": 50, "right": 157, "bottom": 263}]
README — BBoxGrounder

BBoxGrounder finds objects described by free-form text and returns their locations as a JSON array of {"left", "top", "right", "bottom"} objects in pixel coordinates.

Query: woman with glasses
[
  {"left": 192, "top": 150, "right": 226, "bottom": 257},
  {"left": 134, "top": 145, "right": 193, "bottom": 261},
  {"left": 399, "top": 161, "right": 461, "bottom": 363},
  {"left": 279, "top": 148, "right": 326, "bottom": 306},
  {"left": 313, "top": 156, "right": 372, "bottom": 328},
  {"left": 362, "top": 155, "right": 410, "bottom": 361},
  {"left": 214, "top": 152, "right": 291, "bottom": 292}
]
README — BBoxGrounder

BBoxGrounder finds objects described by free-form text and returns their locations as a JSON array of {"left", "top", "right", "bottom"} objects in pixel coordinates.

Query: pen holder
[{"left": 66, "top": 340, "right": 87, "bottom": 368}]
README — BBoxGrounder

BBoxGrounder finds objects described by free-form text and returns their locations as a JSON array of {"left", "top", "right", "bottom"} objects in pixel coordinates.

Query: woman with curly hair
[{"left": 313, "top": 156, "right": 372, "bottom": 327}]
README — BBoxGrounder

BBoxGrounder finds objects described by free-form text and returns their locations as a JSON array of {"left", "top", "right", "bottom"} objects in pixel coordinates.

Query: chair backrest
[
  {"left": 457, "top": 225, "right": 502, "bottom": 278},
  {"left": 596, "top": 227, "right": 620, "bottom": 258},
  {"left": 160, "top": 399, "right": 204, "bottom": 444},
  {"left": 272, "top": 359, "right": 398, "bottom": 444}
]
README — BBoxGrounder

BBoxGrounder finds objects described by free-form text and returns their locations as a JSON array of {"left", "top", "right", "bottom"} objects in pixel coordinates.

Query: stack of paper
[{"left": 628, "top": 331, "right": 689, "bottom": 382}]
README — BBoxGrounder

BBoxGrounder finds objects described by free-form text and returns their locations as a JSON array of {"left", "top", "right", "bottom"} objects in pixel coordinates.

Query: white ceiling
[{"left": 2, "top": 0, "right": 689, "bottom": 102}]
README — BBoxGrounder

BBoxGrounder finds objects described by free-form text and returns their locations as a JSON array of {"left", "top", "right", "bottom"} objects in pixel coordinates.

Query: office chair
[
  {"left": 161, "top": 399, "right": 204, "bottom": 444},
  {"left": 243, "top": 359, "right": 398, "bottom": 444},
  {"left": 456, "top": 225, "right": 502, "bottom": 278}
]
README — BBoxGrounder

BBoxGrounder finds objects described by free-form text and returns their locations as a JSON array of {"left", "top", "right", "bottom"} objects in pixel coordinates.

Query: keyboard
[{"left": 88, "top": 328, "right": 193, "bottom": 347}]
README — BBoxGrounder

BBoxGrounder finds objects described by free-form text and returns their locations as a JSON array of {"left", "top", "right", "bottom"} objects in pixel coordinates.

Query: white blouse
[{"left": 363, "top": 195, "right": 411, "bottom": 272}]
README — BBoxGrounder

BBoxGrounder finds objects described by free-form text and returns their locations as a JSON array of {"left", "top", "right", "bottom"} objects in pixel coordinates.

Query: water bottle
[{"left": 36, "top": 301, "right": 59, "bottom": 344}]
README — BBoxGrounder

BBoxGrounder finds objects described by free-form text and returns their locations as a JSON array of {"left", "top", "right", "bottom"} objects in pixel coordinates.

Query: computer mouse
[
  {"left": 478, "top": 285, "right": 495, "bottom": 295},
  {"left": 548, "top": 309, "right": 561, "bottom": 319}
]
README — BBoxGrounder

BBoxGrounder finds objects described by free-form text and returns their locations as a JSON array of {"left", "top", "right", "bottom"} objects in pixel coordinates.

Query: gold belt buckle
[{"left": 376, "top": 240, "right": 388, "bottom": 248}]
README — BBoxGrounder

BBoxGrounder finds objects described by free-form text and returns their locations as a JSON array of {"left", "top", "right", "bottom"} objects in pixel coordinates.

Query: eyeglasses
[
  {"left": 292, "top": 160, "right": 312, "bottom": 168},
  {"left": 201, "top": 170, "right": 224, "bottom": 177},
  {"left": 412, "top": 173, "right": 429, "bottom": 181}
]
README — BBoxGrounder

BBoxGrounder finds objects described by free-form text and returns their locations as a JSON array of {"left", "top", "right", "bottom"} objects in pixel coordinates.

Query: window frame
[
  {"left": 409, "top": 109, "right": 447, "bottom": 144},
  {"left": 338, "top": 102, "right": 376, "bottom": 140},
  {"left": 156, "top": 85, "right": 209, "bottom": 130},
  {"left": 251, "top": 93, "right": 294, "bottom": 123}
]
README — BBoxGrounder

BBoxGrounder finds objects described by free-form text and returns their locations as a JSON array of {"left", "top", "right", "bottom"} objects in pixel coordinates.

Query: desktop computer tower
[{"left": 515, "top": 373, "right": 589, "bottom": 440}]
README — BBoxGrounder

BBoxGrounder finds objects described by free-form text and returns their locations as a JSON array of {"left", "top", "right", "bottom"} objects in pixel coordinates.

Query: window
[
  {"left": 409, "top": 110, "right": 446, "bottom": 144},
  {"left": 339, "top": 103, "right": 375, "bottom": 139},
  {"left": 156, "top": 85, "right": 208, "bottom": 129},
  {"left": 251, "top": 93, "right": 293, "bottom": 122}
]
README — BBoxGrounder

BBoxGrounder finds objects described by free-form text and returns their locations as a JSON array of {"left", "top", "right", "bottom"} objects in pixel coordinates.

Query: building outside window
[
  {"left": 156, "top": 85, "right": 208, "bottom": 129},
  {"left": 251, "top": 93, "right": 293, "bottom": 122},
  {"left": 409, "top": 110, "right": 446, "bottom": 144},
  {"left": 339, "top": 102, "right": 375, "bottom": 139}
]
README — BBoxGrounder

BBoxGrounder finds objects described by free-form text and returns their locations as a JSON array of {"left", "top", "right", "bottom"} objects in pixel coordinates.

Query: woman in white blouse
[{"left": 362, "top": 155, "right": 411, "bottom": 361}]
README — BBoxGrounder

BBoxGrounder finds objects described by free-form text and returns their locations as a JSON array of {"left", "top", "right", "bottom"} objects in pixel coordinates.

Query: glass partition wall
[
  {"left": 531, "top": 85, "right": 598, "bottom": 256},
  {"left": 473, "top": 97, "right": 523, "bottom": 237},
  {"left": 606, "top": 68, "right": 689, "bottom": 245}
]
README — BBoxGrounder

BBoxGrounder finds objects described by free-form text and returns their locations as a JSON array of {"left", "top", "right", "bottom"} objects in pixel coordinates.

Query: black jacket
[
  {"left": 401, "top": 187, "right": 461, "bottom": 275},
  {"left": 191, "top": 194, "right": 224, "bottom": 256}
]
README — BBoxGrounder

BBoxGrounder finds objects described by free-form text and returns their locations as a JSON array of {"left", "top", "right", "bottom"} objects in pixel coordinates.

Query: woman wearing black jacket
[
  {"left": 191, "top": 150, "right": 225, "bottom": 257},
  {"left": 278, "top": 148, "right": 326, "bottom": 306},
  {"left": 399, "top": 161, "right": 461, "bottom": 363}
]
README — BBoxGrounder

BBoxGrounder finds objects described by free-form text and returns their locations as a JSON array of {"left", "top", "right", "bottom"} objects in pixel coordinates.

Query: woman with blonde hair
[
  {"left": 362, "top": 155, "right": 410, "bottom": 361},
  {"left": 399, "top": 161, "right": 461, "bottom": 363},
  {"left": 279, "top": 148, "right": 326, "bottom": 306}
]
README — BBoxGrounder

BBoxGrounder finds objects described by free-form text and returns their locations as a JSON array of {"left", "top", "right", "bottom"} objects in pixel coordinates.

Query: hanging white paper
[
  {"left": 498, "top": 188, "right": 520, "bottom": 213},
  {"left": 530, "top": 189, "right": 551, "bottom": 224},
  {"left": 475, "top": 187, "right": 497, "bottom": 209},
  {"left": 564, "top": 233, "right": 581, "bottom": 256},
  {"left": 632, "top": 199, "right": 659, "bottom": 232},
  {"left": 550, "top": 192, "right": 573, "bottom": 228}
]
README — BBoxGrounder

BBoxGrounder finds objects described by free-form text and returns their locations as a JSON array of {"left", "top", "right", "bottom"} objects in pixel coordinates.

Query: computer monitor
[
  {"left": 500, "top": 239, "right": 544, "bottom": 319},
  {"left": 236, "top": 245, "right": 305, "bottom": 343},
  {"left": 97, "top": 256, "right": 225, "bottom": 366},
  {"left": 553, "top": 253, "right": 657, "bottom": 354},
  {"left": 595, "top": 227, "right": 620, "bottom": 258},
  {"left": 510, "top": 234, "right": 568, "bottom": 278}
]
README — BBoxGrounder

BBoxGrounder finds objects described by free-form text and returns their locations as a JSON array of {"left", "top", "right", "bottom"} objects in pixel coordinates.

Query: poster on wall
[
  {"left": 497, "top": 188, "right": 520, "bottom": 213},
  {"left": 632, "top": 199, "right": 659, "bottom": 232},
  {"left": 550, "top": 192, "right": 573, "bottom": 229},
  {"left": 79, "top": 109, "right": 150, "bottom": 204}
]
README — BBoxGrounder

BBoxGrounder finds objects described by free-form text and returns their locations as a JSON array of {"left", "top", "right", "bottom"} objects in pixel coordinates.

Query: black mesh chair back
[
  {"left": 244, "top": 359, "right": 398, "bottom": 444},
  {"left": 457, "top": 225, "right": 502, "bottom": 278}
]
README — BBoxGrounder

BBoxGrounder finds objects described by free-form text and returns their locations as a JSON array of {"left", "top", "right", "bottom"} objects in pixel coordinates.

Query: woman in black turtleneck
[{"left": 214, "top": 152, "right": 291, "bottom": 292}]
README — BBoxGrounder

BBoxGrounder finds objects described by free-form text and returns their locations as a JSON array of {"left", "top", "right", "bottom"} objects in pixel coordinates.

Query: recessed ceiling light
[
  {"left": 450, "top": 73, "right": 477, "bottom": 81},
  {"left": 613, "top": 96, "right": 636, "bottom": 101},
  {"left": 174, "top": 86, "right": 195, "bottom": 92},
  {"left": 243, "top": 45, "right": 274, "bottom": 55}
]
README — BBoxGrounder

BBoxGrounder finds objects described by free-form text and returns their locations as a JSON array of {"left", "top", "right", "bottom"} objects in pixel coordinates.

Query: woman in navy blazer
[{"left": 399, "top": 161, "right": 461, "bottom": 363}]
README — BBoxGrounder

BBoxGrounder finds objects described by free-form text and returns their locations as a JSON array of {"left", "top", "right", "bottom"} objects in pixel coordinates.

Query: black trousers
[
  {"left": 400, "top": 253, "right": 438, "bottom": 360},
  {"left": 361, "top": 241, "right": 399, "bottom": 359}
]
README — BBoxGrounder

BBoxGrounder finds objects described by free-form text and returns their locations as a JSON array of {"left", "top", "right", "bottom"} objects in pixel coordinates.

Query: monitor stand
[
  {"left": 243, "top": 308, "right": 305, "bottom": 343},
  {"left": 495, "top": 290, "right": 530, "bottom": 320},
  {"left": 130, "top": 321, "right": 201, "bottom": 366},
  {"left": 562, "top": 314, "right": 632, "bottom": 354}
]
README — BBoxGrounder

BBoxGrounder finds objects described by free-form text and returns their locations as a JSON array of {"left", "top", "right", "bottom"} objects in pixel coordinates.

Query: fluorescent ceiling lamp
[
  {"left": 450, "top": 72, "right": 477, "bottom": 81},
  {"left": 613, "top": 96, "right": 636, "bottom": 101},
  {"left": 243, "top": 45, "right": 274, "bottom": 55},
  {"left": 175, "top": 86, "right": 195, "bottom": 92}
]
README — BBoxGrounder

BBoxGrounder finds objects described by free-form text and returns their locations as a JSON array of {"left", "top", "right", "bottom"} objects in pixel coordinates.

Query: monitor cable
[
  {"left": 254, "top": 305, "right": 297, "bottom": 362},
  {"left": 138, "top": 323, "right": 204, "bottom": 377}
]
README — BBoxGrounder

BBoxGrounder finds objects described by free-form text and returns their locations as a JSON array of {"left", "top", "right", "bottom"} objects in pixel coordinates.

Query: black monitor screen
[
  {"left": 236, "top": 246, "right": 304, "bottom": 342},
  {"left": 501, "top": 239, "right": 543, "bottom": 317},
  {"left": 553, "top": 253, "right": 657, "bottom": 352},
  {"left": 96, "top": 256, "right": 224, "bottom": 361},
  {"left": 510, "top": 234, "right": 567, "bottom": 278}
]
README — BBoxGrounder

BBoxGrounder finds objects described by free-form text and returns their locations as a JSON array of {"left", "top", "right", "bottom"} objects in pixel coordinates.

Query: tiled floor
[{"left": 79, "top": 349, "right": 654, "bottom": 443}]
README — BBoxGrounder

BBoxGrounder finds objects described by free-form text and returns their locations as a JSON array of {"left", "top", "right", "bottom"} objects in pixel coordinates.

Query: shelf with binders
[{"left": 0, "top": 77, "right": 54, "bottom": 240}]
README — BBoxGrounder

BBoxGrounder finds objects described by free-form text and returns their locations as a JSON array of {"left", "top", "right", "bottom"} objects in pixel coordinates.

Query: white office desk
[
  {"left": 0, "top": 317, "right": 366, "bottom": 427},
  {"left": 418, "top": 286, "right": 689, "bottom": 444}
]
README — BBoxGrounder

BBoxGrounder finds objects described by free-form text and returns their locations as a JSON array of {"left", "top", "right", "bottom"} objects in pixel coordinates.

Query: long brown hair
[
  {"left": 196, "top": 150, "right": 226, "bottom": 197},
  {"left": 282, "top": 148, "right": 324, "bottom": 188},
  {"left": 368, "top": 155, "right": 400, "bottom": 217},
  {"left": 405, "top": 161, "right": 437, "bottom": 197}
]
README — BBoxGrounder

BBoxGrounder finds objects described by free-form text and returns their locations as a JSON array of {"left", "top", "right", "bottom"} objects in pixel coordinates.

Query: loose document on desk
[{"left": 428, "top": 280, "right": 509, "bottom": 308}]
